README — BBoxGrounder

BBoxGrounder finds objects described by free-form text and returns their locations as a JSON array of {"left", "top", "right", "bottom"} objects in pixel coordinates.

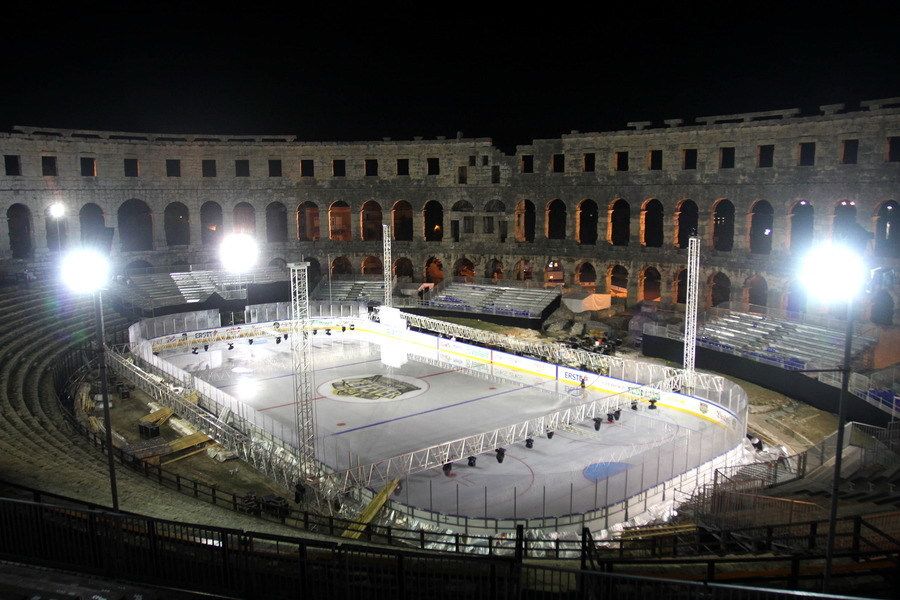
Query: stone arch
[
  {"left": 451, "top": 200, "right": 474, "bottom": 212},
  {"left": 233, "top": 202, "right": 256, "bottom": 235},
  {"left": 608, "top": 198, "right": 630, "bottom": 246},
  {"left": 329, "top": 201, "right": 351, "bottom": 241},
  {"left": 744, "top": 274, "right": 768, "bottom": 308},
  {"left": 789, "top": 200, "right": 814, "bottom": 254},
  {"left": 870, "top": 289, "right": 894, "bottom": 326},
  {"left": 331, "top": 255, "right": 352, "bottom": 275},
  {"left": 485, "top": 258, "right": 504, "bottom": 280},
  {"left": 303, "top": 256, "right": 322, "bottom": 286},
  {"left": 675, "top": 199, "right": 699, "bottom": 248},
  {"left": 675, "top": 268, "right": 688, "bottom": 304},
  {"left": 576, "top": 199, "right": 598, "bottom": 245},
  {"left": 79, "top": 203, "right": 106, "bottom": 248},
  {"left": 6, "top": 203, "right": 33, "bottom": 259},
  {"left": 483, "top": 199, "right": 505, "bottom": 212},
  {"left": 833, "top": 200, "right": 858, "bottom": 243},
  {"left": 200, "top": 202, "right": 223, "bottom": 246},
  {"left": 268, "top": 257, "right": 287, "bottom": 269},
  {"left": 641, "top": 199, "right": 664, "bottom": 247},
  {"left": 708, "top": 272, "right": 731, "bottom": 307},
  {"left": 117, "top": 199, "right": 153, "bottom": 252},
  {"left": 545, "top": 259, "right": 564, "bottom": 285},
  {"left": 641, "top": 266, "right": 661, "bottom": 301},
  {"left": 784, "top": 280, "right": 807, "bottom": 315},
  {"left": 425, "top": 256, "right": 444, "bottom": 283},
  {"left": 607, "top": 265, "right": 628, "bottom": 298},
  {"left": 423, "top": 201, "right": 444, "bottom": 241},
  {"left": 515, "top": 200, "right": 535, "bottom": 242},
  {"left": 124, "top": 259, "right": 152, "bottom": 272},
  {"left": 453, "top": 257, "right": 476, "bottom": 279},
  {"left": 546, "top": 199, "right": 566, "bottom": 239},
  {"left": 712, "top": 198, "right": 735, "bottom": 252},
  {"left": 392, "top": 201, "right": 413, "bottom": 241},
  {"left": 514, "top": 259, "right": 533, "bottom": 281},
  {"left": 393, "top": 257, "right": 415, "bottom": 279},
  {"left": 265, "top": 201, "right": 288, "bottom": 243},
  {"left": 575, "top": 261, "right": 597, "bottom": 287},
  {"left": 748, "top": 200, "right": 774, "bottom": 254},
  {"left": 44, "top": 205, "right": 67, "bottom": 252},
  {"left": 164, "top": 201, "right": 190, "bottom": 247},
  {"left": 297, "top": 201, "right": 320, "bottom": 241},
  {"left": 360, "top": 200, "right": 383, "bottom": 241},
  {"left": 874, "top": 200, "right": 898, "bottom": 258},
  {"left": 361, "top": 255, "right": 383, "bottom": 275}
]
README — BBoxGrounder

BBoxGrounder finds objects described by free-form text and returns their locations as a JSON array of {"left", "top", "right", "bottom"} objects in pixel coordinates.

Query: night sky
[{"left": 1, "top": 2, "right": 898, "bottom": 149}]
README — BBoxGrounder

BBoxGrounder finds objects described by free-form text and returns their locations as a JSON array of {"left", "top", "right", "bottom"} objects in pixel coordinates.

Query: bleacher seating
[
  {"left": 310, "top": 278, "right": 386, "bottom": 303},
  {"left": 697, "top": 310, "right": 876, "bottom": 371},
  {"left": 425, "top": 283, "right": 560, "bottom": 319}
]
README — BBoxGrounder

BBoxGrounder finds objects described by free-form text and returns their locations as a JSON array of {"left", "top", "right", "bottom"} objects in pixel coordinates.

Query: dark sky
[{"left": 1, "top": 2, "right": 898, "bottom": 149}]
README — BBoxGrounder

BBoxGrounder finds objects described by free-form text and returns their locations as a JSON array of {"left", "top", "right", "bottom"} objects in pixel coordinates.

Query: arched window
[
  {"left": 785, "top": 281, "right": 807, "bottom": 315},
  {"left": 297, "top": 202, "right": 320, "bottom": 241},
  {"left": 874, "top": 201, "right": 898, "bottom": 258},
  {"left": 641, "top": 267, "right": 661, "bottom": 301},
  {"left": 485, "top": 258, "right": 504, "bottom": 280},
  {"left": 515, "top": 200, "right": 535, "bottom": 242},
  {"left": 265, "top": 202, "right": 288, "bottom": 243},
  {"left": 303, "top": 257, "right": 322, "bottom": 286},
  {"left": 453, "top": 257, "right": 475, "bottom": 279},
  {"left": 200, "top": 202, "right": 223, "bottom": 246},
  {"left": 870, "top": 290, "right": 894, "bottom": 326},
  {"left": 331, "top": 256, "right": 352, "bottom": 275},
  {"left": 709, "top": 272, "right": 731, "bottom": 306},
  {"left": 577, "top": 199, "right": 598, "bottom": 245},
  {"left": 233, "top": 202, "right": 256, "bottom": 235},
  {"left": 79, "top": 203, "right": 106, "bottom": 249},
  {"left": 608, "top": 199, "right": 630, "bottom": 246},
  {"left": 608, "top": 265, "right": 628, "bottom": 298},
  {"left": 361, "top": 255, "right": 383, "bottom": 274},
  {"left": 575, "top": 262, "right": 597, "bottom": 287},
  {"left": 124, "top": 259, "right": 152, "bottom": 272},
  {"left": 393, "top": 257, "right": 415, "bottom": 279},
  {"left": 164, "top": 202, "right": 190, "bottom": 247},
  {"left": 675, "top": 269, "right": 688, "bottom": 303},
  {"left": 392, "top": 201, "right": 413, "bottom": 241},
  {"left": 423, "top": 201, "right": 444, "bottom": 241},
  {"left": 712, "top": 199, "right": 735, "bottom": 251},
  {"left": 268, "top": 257, "right": 287, "bottom": 269},
  {"left": 675, "top": 199, "right": 698, "bottom": 248},
  {"left": 833, "top": 200, "right": 858, "bottom": 243},
  {"left": 789, "top": 201, "right": 814, "bottom": 253},
  {"left": 749, "top": 201, "right": 774, "bottom": 254},
  {"left": 6, "top": 204, "right": 33, "bottom": 258},
  {"left": 360, "top": 201, "right": 383, "bottom": 240},
  {"left": 425, "top": 256, "right": 444, "bottom": 283},
  {"left": 117, "top": 199, "right": 153, "bottom": 252},
  {"left": 546, "top": 199, "right": 566, "bottom": 239},
  {"left": 745, "top": 274, "right": 768, "bottom": 308},
  {"left": 329, "top": 201, "right": 351, "bottom": 241},
  {"left": 641, "top": 199, "right": 664, "bottom": 247},
  {"left": 514, "top": 259, "right": 533, "bottom": 281}
]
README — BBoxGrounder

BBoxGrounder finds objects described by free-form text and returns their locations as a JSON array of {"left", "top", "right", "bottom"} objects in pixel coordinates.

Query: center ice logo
[{"left": 331, "top": 375, "right": 421, "bottom": 400}]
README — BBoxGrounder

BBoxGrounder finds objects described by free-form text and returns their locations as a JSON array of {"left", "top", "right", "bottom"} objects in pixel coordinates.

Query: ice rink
[{"left": 162, "top": 329, "right": 724, "bottom": 519}]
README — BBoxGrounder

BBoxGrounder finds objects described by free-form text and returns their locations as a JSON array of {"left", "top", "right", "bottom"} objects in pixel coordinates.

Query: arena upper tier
[{"left": 1, "top": 99, "right": 898, "bottom": 321}]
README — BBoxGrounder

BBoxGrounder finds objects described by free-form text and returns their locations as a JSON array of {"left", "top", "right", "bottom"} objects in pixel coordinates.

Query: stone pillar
[
  {"left": 535, "top": 202, "right": 547, "bottom": 240},
  {"left": 151, "top": 210, "right": 166, "bottom": 250},
  {"left": 659, "top": 269, "right": 673, "bottom": 302},
  {"left": 732, "top": 205, "right": 750, "bottom": 252},
  {"left": 255, "top": 204, "right": 267, "bottom": 242},
  {"left": 629, "top": 209, "right": 640, "bottom": 246},
  {"left": 565, "top": 203, "right": 576, "bottom": 242},
  {"left": 33, "top": 211, "right": 49, "bottom": 257},
  {"left": 413, "top": 204, "right": 425, "bottom": 242},
  {"left": 222, "top": 203, "right": 234, "bottom": 234},
  {"left": 770, "top": 207, "right": 789, "bottom": 254},
  {"left": 348, "top": 201, "right": 359, "bottom": 241}
]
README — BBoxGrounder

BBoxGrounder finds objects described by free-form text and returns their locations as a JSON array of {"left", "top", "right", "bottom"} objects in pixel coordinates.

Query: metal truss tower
[
  {"left": 683, "top": 236, "right": 701, "bottom": 384},
  {"left": 289, "top": 262, "right": 318, "bottom": 475},
  {"left": 382, "top": 223, "right": 392, "bottom": 307}
]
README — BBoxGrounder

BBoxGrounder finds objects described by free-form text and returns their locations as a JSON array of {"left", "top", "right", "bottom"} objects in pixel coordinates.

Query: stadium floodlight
[
  {"left": 219, "top": 232, "right": 258, "bottom": 274},
  {"left": 798, "top": 243, "right": 867, "bottom": 591},
  {"left": 59, "top": 246, "right": 117, "bottom": 510},
  {"left": 61, "top": 248, "right": 109, "bottom": 294},
  {"left": 798, "top": 243, "right": 866, "bottom": 304},
  {"left": 49, "top": 201, "right": 66, "bottom": 219}
]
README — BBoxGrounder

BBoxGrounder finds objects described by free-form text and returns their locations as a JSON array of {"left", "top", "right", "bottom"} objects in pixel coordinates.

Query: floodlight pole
[
  {"left": 289, "top": 262, "right": 318, "bottom": 476},
  {"left": 683, "top": 236, "right": 701, "bottom": 389},
  {"left": 823, "top": 300, "right": 854, "bottom": 591},
  {"left": 94, "top": 290, "right": 119, "bottom": 511},
  {"left": 383, "top": 223, "right": 392, "bottom": 307}
]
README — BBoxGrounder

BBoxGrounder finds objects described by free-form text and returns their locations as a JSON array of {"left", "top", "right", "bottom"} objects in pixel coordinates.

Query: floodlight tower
[
  {"left": 383, "top": 223, "right": 392, "bottom": 307},
  {"left": 289, "top": 262, "right": 318, "bottom": 475},
  {"left": 683, "top": 236, "right": 701, "bottom": 388}
]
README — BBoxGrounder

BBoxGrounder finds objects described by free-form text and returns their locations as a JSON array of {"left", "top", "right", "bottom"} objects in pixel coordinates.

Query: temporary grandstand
[
  {"left": 420, "top": 280, "right": 561, "bottom": 320},
  {"left": 310, "top": 274, "right": 387, "bottom": 304}
]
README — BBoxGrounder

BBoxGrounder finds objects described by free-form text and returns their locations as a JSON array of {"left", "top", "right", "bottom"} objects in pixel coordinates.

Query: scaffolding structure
[
  {"left": 683, "top": 236, "right": 701, "bottom": 387},
  {"left": 289, "top": 262, "right": 318, "bottom": 475},
  {"left": 383, "top": 223, "right": 392, "bottom": 307}
]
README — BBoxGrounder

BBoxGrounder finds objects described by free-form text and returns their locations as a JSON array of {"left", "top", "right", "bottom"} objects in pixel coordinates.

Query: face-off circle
[{"left": 317, "top": 374, "right": 427, "bottom": 403}]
